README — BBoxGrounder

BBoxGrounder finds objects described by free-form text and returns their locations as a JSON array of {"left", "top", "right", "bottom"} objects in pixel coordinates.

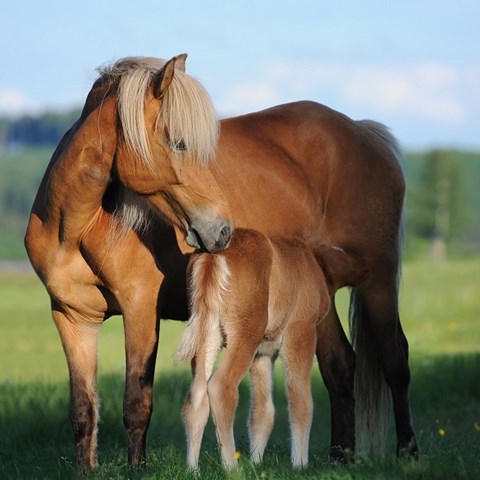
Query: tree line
[
  {"left": 406, "top": 149, "right": 474, "bottom": 260},
  {"left": 0, "top": 111, "right": 478, "bottom": 260},
  {"left": 0, "top": 109, "right": 81, "bottom": 149}
]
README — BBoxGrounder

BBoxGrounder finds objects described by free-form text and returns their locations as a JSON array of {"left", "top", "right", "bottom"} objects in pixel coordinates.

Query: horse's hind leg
[
  {"left": 360, "top": 278, "right": 417, "bottom": 457},
  {"left": 52, "top": 307, "right": 101, "bottom": 470},
  {"left": 282, "top": 321, "right": 316, "bottom": 468},
  {"left": 183, "top": 346, "right": 219, "bottom": 470},
  {"left": 248, "top": 353, "right": 276, "bottom": 463},
  {"left": 208, "top": 334, "right": 263, "bottom": 469},
  {"left": 122, "top": 301, "right": 160, "bottom": 467},
  {"left": 315, "top": 300, "right": 355, "bottom": 463}
]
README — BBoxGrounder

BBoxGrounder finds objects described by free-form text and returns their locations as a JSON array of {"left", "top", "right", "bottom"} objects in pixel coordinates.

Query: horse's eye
[{"left": 170, "top": 138, "right": 187, "bottom": 152}]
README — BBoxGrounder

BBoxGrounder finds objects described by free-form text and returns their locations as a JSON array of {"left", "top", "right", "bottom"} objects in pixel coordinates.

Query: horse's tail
[
  {"left": 350, "top": 120, "right": 404, "bottom": 456},
  {"left": 349, "top": 289, "right": 391, "bottom": 456},
  {"left": 174, "top": 253, "right": 230, "bottom": 364}
]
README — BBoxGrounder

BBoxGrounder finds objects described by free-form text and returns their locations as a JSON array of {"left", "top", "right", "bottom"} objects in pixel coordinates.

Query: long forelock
[{"left": 98, "top": 56, "right": 219, "bottom": 170}]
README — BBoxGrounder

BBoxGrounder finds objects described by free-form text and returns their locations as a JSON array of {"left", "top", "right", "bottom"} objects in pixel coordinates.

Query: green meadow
[{"left": 0, "top": 258, "right": 479, "bottom": 479}]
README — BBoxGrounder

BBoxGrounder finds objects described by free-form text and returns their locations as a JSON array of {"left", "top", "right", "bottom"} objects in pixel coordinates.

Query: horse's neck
[{"left": 39, "top": 102, "right": 117, "bottom": 247}]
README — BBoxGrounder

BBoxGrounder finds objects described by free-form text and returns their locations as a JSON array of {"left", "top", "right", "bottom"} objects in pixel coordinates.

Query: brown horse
[
  {"left": 176, "top": 228, "right": 330, "bottom": 470},
  {"left": 25, "top": 55, "right": 417, "bottom": 469}
]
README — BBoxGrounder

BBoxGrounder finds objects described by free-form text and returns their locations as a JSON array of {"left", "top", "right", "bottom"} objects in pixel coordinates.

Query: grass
[{"left": 0, "top": 258, "right": 479, "bottom": 479}]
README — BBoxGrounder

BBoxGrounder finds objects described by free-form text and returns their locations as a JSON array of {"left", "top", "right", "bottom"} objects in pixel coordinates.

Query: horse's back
[{"left": 218, "top": 101, "right": 405, "bottom": 287}]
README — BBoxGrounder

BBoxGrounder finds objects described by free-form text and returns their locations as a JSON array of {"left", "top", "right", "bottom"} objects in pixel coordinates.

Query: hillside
[
  {"left": 0, "top": 147, "right": 52, "bottom": 258},
  {"left": 0, "top": 146, "right": 479, "bottom": 260}
]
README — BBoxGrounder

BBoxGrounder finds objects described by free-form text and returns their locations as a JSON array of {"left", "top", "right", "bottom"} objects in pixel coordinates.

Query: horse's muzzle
[{"left": 186, "top": 219, "right": 233, "bottom": 253}]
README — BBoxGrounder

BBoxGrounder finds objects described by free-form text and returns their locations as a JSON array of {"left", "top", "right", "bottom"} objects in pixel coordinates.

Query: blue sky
[{"left": 1, "top": 0, "right": 479, "bottom": 149}]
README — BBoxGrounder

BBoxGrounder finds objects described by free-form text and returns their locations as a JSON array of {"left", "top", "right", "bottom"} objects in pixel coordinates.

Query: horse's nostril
[{"left": 219, "top": 224, "right": 233, "bottom": 243}]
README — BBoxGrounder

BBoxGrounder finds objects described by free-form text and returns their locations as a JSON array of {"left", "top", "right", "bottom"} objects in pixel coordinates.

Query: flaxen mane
[
  {"left": 98, "top": 56, "right": 219, "bottom": 169},
  {"left": 97, "top": 57, "right": 220, "bottom": 236}
]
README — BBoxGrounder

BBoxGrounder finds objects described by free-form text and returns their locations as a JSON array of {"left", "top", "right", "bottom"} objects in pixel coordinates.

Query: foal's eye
[{"left": 170, "top": 138, "right": 187, "bottom": 152}]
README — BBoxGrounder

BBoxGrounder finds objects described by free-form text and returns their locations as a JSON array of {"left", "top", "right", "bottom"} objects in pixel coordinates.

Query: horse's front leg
[
  {"left": 52, "top": 307, "right": 101, "bottom": 470},
  {"left": 122, "top": 296, "right": 160, "bottom": 467}
]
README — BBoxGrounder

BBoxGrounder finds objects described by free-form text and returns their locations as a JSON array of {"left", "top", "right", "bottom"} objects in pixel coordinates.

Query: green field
[{"left": 0, "top": 258, "right": 479, "bottom": 479}]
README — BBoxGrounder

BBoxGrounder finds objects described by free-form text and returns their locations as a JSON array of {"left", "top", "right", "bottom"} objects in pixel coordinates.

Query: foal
[{"left": 176, "top": 228, "right": 330, "bottom": 469}]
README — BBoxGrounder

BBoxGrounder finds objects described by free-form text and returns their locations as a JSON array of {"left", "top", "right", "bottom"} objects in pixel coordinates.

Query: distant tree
[
  {"left": 0, "top": 108, "right": 80, "bottom": 148},
  {"left": 408, "top": 150, "right": 467, "bottom": 260},
  {"left": 0, "top": 118, "right": 8, "bottom": 151}
]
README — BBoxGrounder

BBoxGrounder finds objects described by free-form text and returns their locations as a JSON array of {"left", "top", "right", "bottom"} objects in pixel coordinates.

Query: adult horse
[{"left": 25, "top": 55, "right": 417, "bottom": 469}]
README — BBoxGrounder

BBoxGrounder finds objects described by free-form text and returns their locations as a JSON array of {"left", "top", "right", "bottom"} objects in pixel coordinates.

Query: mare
[
  {"left": 176, "top": 228, "right": 331, "bottom": 470},
  {"left": 25, "top": 54, "right": 417, "bottom": 469}
]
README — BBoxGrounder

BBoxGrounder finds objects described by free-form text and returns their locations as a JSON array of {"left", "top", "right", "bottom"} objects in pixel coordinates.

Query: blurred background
[
  {"left": 0, "top": 0, "right": 479, "bottom": 260},
  {"left": 0, "top": 3, "right": 478, "bottom": 477}
]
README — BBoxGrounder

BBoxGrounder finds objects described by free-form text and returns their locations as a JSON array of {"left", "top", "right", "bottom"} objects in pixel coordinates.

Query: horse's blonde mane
[{"left": 98, "top": 56, "right": 219, "bottom": 169}]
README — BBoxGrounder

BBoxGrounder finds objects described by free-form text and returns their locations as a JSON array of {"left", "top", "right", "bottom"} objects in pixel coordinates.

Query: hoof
[
  {"left": 397, "top": 437, "right": 419, "bottom": 459},
  {"left": 329, "top": 446, "right": 354, "bottom": 464}
]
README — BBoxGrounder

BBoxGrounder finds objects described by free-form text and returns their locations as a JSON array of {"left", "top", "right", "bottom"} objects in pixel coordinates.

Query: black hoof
[
  {"left": 330, "top": 446, "right": 354, "bottom": 464},
  {"left": 397, "top": 437, "right": 419, "bottom": 460}
]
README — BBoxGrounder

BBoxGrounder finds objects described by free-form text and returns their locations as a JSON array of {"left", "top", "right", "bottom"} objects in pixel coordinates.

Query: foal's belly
[{"left": 257, "top": 337, "right": 282, "bottom": 357}]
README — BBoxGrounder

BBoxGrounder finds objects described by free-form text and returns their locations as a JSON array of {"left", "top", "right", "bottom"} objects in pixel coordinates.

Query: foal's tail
[
  {"left": 350, "top": 120, "right": 404, "bottom": 456},
  {"left": 175, "top": 254, "right": 231, "bottom": 364}
]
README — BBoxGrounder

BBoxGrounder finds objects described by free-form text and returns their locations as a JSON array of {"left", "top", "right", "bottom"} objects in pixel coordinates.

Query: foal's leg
[
  {"left": 282, "top": 322, "right": 316, "bottom": 468},
  {"left": 208, "top": 335, "right": 263, "bottom": 469},
  {"left": 248, "top": 354, "right": 276, "bottom": 463},
  {"left": 315, "top": 299, "right": 355, "bottom": 463},
  {"left": 183, "top": 346, "right": 219, "bottom": 469},
  {"left": 52, "top": 307, "right": 101, "bottom": 470},
  {"left": 360, "top": 279, "right": 417, "bottom": 457}
]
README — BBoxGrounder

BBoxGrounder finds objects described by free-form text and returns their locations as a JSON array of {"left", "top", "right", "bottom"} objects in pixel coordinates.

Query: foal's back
[{"left": 212, "top": 229, "right": 328, "bottom": 328}]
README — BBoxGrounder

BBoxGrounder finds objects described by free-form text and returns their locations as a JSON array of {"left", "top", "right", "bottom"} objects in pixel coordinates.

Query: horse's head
[{"left": 109, "top": 55, "right": 234, "bottom": 252}]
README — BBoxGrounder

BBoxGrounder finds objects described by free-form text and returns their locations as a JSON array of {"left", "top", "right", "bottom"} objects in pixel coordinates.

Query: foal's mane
[{"left": 98, "top": 56, "right": 219, "bottom": 168}]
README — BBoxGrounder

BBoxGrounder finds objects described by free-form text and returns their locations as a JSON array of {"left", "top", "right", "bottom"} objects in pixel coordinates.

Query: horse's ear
[
  {"left": 175, "top": 53, "right": 188, "bottom": 72},
  {"left": 153, "top": 53, "right": 188, "bottom": 99}
]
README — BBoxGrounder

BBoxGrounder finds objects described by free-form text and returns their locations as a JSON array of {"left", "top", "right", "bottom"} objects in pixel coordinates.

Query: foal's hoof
[
  {"left": 76, "top": 460, "right": 98, "bottom": 471},
  {"left": 329, "top": 446, "right": 354, "bottom": 464}
]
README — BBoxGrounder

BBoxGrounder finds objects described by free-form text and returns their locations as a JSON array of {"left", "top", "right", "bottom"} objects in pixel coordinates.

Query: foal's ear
[{"left": 153, "top": 53, "right": 188, "bottom": 99}]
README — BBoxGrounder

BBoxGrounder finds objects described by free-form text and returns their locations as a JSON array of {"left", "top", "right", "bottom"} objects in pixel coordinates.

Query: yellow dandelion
[
  {"left": 474, "top": 422, "right": 480, "bottom": 432},
  {"left": 438, "top": 428, "right": 446, "bottom": 437},
  {"left": 234, "top": 451, "right": 241, "bottom": 460}
]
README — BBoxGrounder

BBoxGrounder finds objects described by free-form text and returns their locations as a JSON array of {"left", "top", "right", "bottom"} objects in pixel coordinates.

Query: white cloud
[
  {"left": 219, "top": 82, "right": 279, "bottom": 113},
  {"left": 343, "top": 63, "right": 466, "bottom": 124},
  {"left": 216, "top": 61, "right": 477, "bottom": 127},
  {"left": 0, "top": 88, "right": 41, "bottom": 116}
]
